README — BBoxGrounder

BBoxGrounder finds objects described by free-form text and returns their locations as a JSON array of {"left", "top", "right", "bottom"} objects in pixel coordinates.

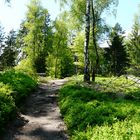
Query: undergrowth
[
  {"left": 0, "top": 69, "right": 37, "bottom": 134},
  {"left": 59, "top": 76, "right": 140, "bottom": 140}
]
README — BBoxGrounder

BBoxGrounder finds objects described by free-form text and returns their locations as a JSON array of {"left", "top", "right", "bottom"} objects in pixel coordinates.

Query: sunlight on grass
[{"left": 59, "top": 75, "right": 140, "bottom": 139}]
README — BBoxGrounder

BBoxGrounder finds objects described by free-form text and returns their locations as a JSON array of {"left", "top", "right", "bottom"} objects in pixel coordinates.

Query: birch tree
[
  {"left": 56, "top": 0, "right": 118, "bottom": 82},
  {"left": 84, "top": 0, "right": 90, "bottom": 82}
]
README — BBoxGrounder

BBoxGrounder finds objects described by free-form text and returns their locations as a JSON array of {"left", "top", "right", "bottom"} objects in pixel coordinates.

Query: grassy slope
[{"left": 59, "top": 75, "right": 140, "bottom": 140}]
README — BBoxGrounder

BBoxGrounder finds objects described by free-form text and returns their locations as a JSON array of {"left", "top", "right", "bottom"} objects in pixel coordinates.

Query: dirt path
[{"left": 3, "top": 79, "right": 69, "bottom": 140}]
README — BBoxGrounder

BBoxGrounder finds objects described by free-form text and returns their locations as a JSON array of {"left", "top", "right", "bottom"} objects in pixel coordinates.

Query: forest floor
[{"left": 2, "top": 79, "right": 69, "bottom": 140}]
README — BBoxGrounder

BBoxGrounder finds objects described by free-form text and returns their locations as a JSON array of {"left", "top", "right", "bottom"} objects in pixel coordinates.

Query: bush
[
  {"left": 0, "top": 70, "right": 37, "bottom": 104},
  {"left": 0, "top": 82, "right": 16, "bottom": 133},
  {"left": 0, "top": 70, "right": 37, "bottom": 134},
  {"left": 73, "top": 120, "right": 140, "bottom": 140},
  {"left": 15, "top": 58, "right": 36, "bottom": 77},
  {"left": 59, "top": 77, "right": 140, "bottom": 139}
]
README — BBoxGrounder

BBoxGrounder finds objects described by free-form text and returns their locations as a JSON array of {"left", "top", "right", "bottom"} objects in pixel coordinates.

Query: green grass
[
  {"left": 59, "top": 76, "right": 140, "bottom": 140},
  {"left": 0, "top": 69, "right": 37, "bottom": 134}
]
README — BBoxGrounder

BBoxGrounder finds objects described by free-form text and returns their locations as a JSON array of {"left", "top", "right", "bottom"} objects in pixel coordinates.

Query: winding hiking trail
[{"left": 3, "top": 79, "right": 69, "bottom": 140}]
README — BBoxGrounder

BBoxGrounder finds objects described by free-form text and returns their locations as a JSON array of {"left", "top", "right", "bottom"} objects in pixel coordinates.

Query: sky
[
  {"left": 105, "top": 0, "right": 140, "bottom": 34},
  {"left": 0, "top": 0, "right": 139, "bottom": 33},
  {"left": 0, "top": 0, "right": 61, "bottom": 32}
]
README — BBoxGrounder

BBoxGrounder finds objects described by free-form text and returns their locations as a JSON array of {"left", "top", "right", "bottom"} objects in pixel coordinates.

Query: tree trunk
[
  {"left": 55, "top": 57, "right": 58, "bottom": 78},
  {"left": 54, "top": 38, "right": 61, "bottom": 78},
  {"left": 84, "top": 0, "right": 90, "bottom": 83},
  {"left": 91, "top": 0, "right": 99, "bottom": 82}
]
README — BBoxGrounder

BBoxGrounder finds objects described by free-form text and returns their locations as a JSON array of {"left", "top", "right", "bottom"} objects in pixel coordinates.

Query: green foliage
[
  {"left": 0, "top": 29, "right": 17, "bottom": 70},
  {"left": 0, "top": 70, "right": 37, "bottom": 134},
  {"left": 0, "top": 24, "right": 6, "bottom": 70},
  {"left": 19, "top": 0, "right": 53, "bottom": 73},
  {"left": 60, "top": 49, "right": 75, "bottom": 78},
  {"left": 0, "top": 82, "right": 12, "bottom": 95},
  {"left": 104, "top": 23, "right": 129, "bottom": 76},
  {"left": 65, "top": 0, "right": 118, "bottom": 27},
  {"left": 59, "top": 76, "right": 140, "bottom": 139},
  {"left": 46, "top": 17, "right": 75, "bottom": 78},
  {"left": 0, "top": 84, "right": 16, "bottom": 133},
  {"left": 95, "top": 76, "right": 140, "bottom": 95},
  {"left": 90, "top": 120, "right": 140, "bottom": 140},
  {"left": 15, "top": 58, "right": 37, "bottom": 77},
  {"left": 70, "top": 32, "right": 85, "bottom": 74},
  {"left": 72, "top": 120, "right": 140, "bottom": 140},
  {"left": 0, "top": 70, "right": 37, "bottom": 104},
  {"left": 126, "top": 10, "right": 140, "bottom": 76}
]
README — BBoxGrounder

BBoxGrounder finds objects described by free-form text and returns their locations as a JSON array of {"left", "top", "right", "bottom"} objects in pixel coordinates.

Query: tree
[
  {"left": 16, "top": 21, "right": 28, "bottom": 63},
  {"left": 23, "top": 0, "right": 52, "bottom": 73},
  {"left": 127, "top": 17, "right": 140, "bottom": 65},
  {"left": 0, "top": 25, "right": 5, "bottom": 56},
  {"left": 56, "top": 0, "right": 118, "bottom": 82},
  {"left": 46, "top": 15, "right": 74, "bottom": 78},
  {"left": 126, "top": 11, "right": 140, "bottom": 76},
  {"left": 84, "top": 0, "right": 90, "bottom": 82},
  {"left": 90, "top": 0, "right": 119, "bottom": 81},
  {"left": 0, "top": 25, "right": 5, "bottom": 70},
  {"left": 70, "top": 31, "right": 85, "bottom": 74},
  {"left": 0, "top": 30, "right": 17, "bottom": 69},
  {"left": 104, "top": 23, "right": 129, "bottom": 76}
]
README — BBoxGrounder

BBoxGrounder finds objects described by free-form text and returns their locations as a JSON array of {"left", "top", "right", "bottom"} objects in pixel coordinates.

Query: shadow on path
[{"left": 3, "top": 79, "right": 69, "bottom": 140}]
